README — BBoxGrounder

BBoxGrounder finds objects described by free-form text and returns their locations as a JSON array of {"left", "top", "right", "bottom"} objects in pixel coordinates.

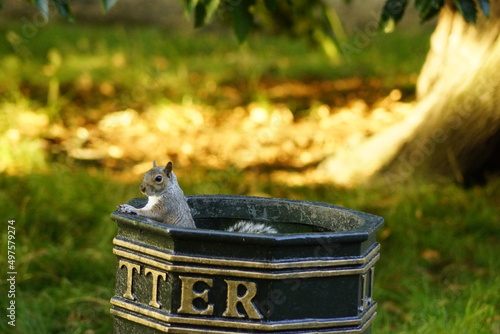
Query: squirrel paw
[{"left": 117, "top": 204, "right": 138, "bottom": 215}]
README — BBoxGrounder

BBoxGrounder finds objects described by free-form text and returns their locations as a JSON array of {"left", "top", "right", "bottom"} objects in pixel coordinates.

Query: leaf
[
  {"left": 231, "top": 0, "right": 255, "bottom": 44},
  {"left": 414, "top": 0, "right": 444, "bottom": 23},
  {"left": 320, "top": 6, "right": 345, "bottom": 62},
  {"left": 101, "top": 0, "right": 118, "bottom": 12},
  {"left": 324, "top": 5, "right": 347, "bottom": 43},
  {"left": 312, "top": 28, "right": 340, "bottom": 61},
  {"left": 454, "top": 0, "right": 477, "bottom": 23},
  {"left": 263, "top": 0, "right": 277, "bottom": 12},
  {"left": 35, "top": 0, "right": 49, "bottom": 19},
  {"left": 184, "top": 0, "right": 198, "bottom": 17},
  {"left": 204, "top": 0, "right": 220, "bottom": 23},
  {"left": 52, "top": 0, "right": 74, "bottom": 21},
  {"left": 413, "top": 0, "right": 427, "bottom": 11},
  {"left": 379, "top": 0, "right": 408, "bottom": 30},
  {"left": 478, "top": 0, "right": 490, "bottom": 18},
  {"left": 194, "top": 2, "right": 207, "bottom": 28}
]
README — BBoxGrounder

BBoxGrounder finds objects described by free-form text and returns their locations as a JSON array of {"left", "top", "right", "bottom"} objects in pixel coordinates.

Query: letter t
[
  {"left": 145, "top": 267, "right": 167, "bottom": 308},
  {"left": 119, "top": 260, "right": 140, "bottom": 301}
]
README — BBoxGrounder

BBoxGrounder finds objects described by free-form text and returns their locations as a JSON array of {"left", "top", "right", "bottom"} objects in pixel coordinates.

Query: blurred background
[{"left": 0, "top": 0, "right": 498, "bottom": 333}]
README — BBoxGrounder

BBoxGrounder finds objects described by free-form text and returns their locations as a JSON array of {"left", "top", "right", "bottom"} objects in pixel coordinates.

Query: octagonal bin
[{"left": 110, "top": 195, "right": 383, "bottom": 333}]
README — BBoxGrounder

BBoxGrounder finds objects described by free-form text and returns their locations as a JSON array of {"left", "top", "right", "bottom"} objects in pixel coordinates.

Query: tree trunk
[
  {"left": 319, "top": 3, "right": 500, "bottom": 186},
  {"left": 384, "top": 3, "right": 500, "bottom": 185}
]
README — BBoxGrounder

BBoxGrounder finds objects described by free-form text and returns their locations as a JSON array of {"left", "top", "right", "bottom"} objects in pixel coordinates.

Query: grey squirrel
[{"left": 117, "top": 161, "right": 277, "bottom": 234}]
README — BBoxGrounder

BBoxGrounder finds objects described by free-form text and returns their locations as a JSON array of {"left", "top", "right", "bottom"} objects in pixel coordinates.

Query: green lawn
[
  {"left": 0, "top": 21, "right": 429, "bottom": 114},
  {"left": 0, "top": 22, "right": 498, "bottom": 333},
  {"left": 0, "top": 169, "right": 498, "bottom": 333}
]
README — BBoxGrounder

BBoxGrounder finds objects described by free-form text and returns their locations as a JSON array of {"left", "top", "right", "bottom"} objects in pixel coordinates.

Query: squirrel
[
  {"left": 117, "top": 161, "right": 277, "bottom": 234},
  {"left": 117, "top": 161, "right": 196, "bottom": 228}
]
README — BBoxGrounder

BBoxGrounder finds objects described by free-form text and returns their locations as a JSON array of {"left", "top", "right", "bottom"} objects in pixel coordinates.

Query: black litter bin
[{"left": 110, "top": 195, "right": 383, "bottom": 333}]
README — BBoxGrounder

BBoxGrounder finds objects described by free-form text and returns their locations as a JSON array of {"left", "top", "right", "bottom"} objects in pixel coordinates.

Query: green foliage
[
  {"left": 52, "top": 0, "right": 73, "bottom": 20},
  {"left": 183, "top": 0, "right": 221, "bottom": 28},
  {"left": 18, "top": 0, "right": 496, "bottom": 61},
  {"left": 33, "top": 0, "right": 74, "bottom": 21},
  {"left": 24, "top": 0, "right": 346, "bottom": 60},
  {"left": 230, "top": 0, "right": 255, "bottom": 43},
  {"left": 101, "top": 0, "right": 118, "bottom": 11},
  {"left": 414, "top": 0, "right": 444, "bottom": 23},
  {"left": 477, "top": 0, "right": 491, "bottom": 18},
  {"left": 379, "top": 0, "right": 408, "bottom": 31},
  {"left": 34, "top": 0, "right": 49, "bottom": 18},
  {"left": 0, "top": 23, "right": 430, "bottom": 116},
  {"left": 381, "top": 0, "right": 491, "bottom": 28},
  {"left": 455, "top": 0, "right": 479, "bottom": 23},
  {"left": 255, "top": 0, "right": 347, "bottom": 60},
  {"left": 183, "top": 0, "right": 347, "bottom": 60},
  {"left": 30, "top": 0, "right": 116, "bottom": 20}
]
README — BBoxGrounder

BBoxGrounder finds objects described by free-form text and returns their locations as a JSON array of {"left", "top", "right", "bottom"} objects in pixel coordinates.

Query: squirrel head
[{"left": 140, "top": 161, "right": 177, "bottom": 196}]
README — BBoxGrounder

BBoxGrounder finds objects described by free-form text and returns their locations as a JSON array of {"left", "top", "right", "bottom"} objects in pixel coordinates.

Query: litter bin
[{"left": 110, "top": 195, "right": 383, "bottom": 333}]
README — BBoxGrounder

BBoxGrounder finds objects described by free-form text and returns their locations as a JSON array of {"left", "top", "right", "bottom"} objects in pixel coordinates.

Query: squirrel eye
[{"left": 155, "top": 175, "right": 163, "bottom": 182}]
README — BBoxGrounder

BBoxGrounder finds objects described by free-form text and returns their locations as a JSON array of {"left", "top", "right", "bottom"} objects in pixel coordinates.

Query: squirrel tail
[{"left": 226, "top": 221, "right": 278, "bottom": 234}]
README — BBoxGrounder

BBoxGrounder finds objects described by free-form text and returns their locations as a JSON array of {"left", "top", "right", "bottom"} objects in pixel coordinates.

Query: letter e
[{"left": 177, "top": 276, "right": 214, "bottom": 315}]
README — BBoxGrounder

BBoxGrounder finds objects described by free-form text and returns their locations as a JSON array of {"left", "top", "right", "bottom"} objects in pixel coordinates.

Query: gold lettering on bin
[
  {"left": 223, "top": 279, "right": 263, "bottom": 320},
  {"left": 145, "top": 268, "right": 167, "bottom": 309},
  {"left": 177, "top": 276, "right": 214, "bottom": 315},
  {"left": 119, "top": 260, "right": 140, "bottom": 301}
]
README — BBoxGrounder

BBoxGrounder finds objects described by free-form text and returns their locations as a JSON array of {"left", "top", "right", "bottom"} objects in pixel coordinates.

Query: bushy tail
[{"left": 226, "top": 221, "right": 278, "bottom": 234}]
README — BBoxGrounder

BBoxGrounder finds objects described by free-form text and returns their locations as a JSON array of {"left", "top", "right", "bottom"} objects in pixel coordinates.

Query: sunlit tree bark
[
  {"left": 320, "top": 3, "right": 500, "bottom": 186},
  {"left": 384, "top": 3, "right": 500, "bottom": 184}
]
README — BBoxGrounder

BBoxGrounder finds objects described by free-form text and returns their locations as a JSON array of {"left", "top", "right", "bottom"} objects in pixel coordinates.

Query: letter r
[{"left": 223, "top": 279, "right": 263, "bottom": 320}]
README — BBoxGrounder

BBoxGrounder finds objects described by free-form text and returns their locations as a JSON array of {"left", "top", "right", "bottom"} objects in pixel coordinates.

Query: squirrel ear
[
  {"left": 153, "top": 160, "right": 157, "bottom": 167},
  {"left": 164, "top": 162, "right": 173, "bottom": 178}
]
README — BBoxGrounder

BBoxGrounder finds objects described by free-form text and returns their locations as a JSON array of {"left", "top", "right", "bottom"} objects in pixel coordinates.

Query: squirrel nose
[{"left": 140, "top": 186, "right": 146, "bottom": 193}]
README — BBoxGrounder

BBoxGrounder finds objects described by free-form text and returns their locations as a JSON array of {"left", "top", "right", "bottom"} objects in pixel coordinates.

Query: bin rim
[{"left": 112, "top": 194, "right": 383, "bottom": 246}]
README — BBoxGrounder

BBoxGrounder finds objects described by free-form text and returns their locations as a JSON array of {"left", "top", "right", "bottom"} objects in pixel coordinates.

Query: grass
[
  {"left": 1, "top": 21, "right": 429, "bottom": 114},
  {"left": 0, "top": 168, "right": 498, "bottom": 333},
  {"left": 0, "top": 21, "right": 498, "bottom": 333}
]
